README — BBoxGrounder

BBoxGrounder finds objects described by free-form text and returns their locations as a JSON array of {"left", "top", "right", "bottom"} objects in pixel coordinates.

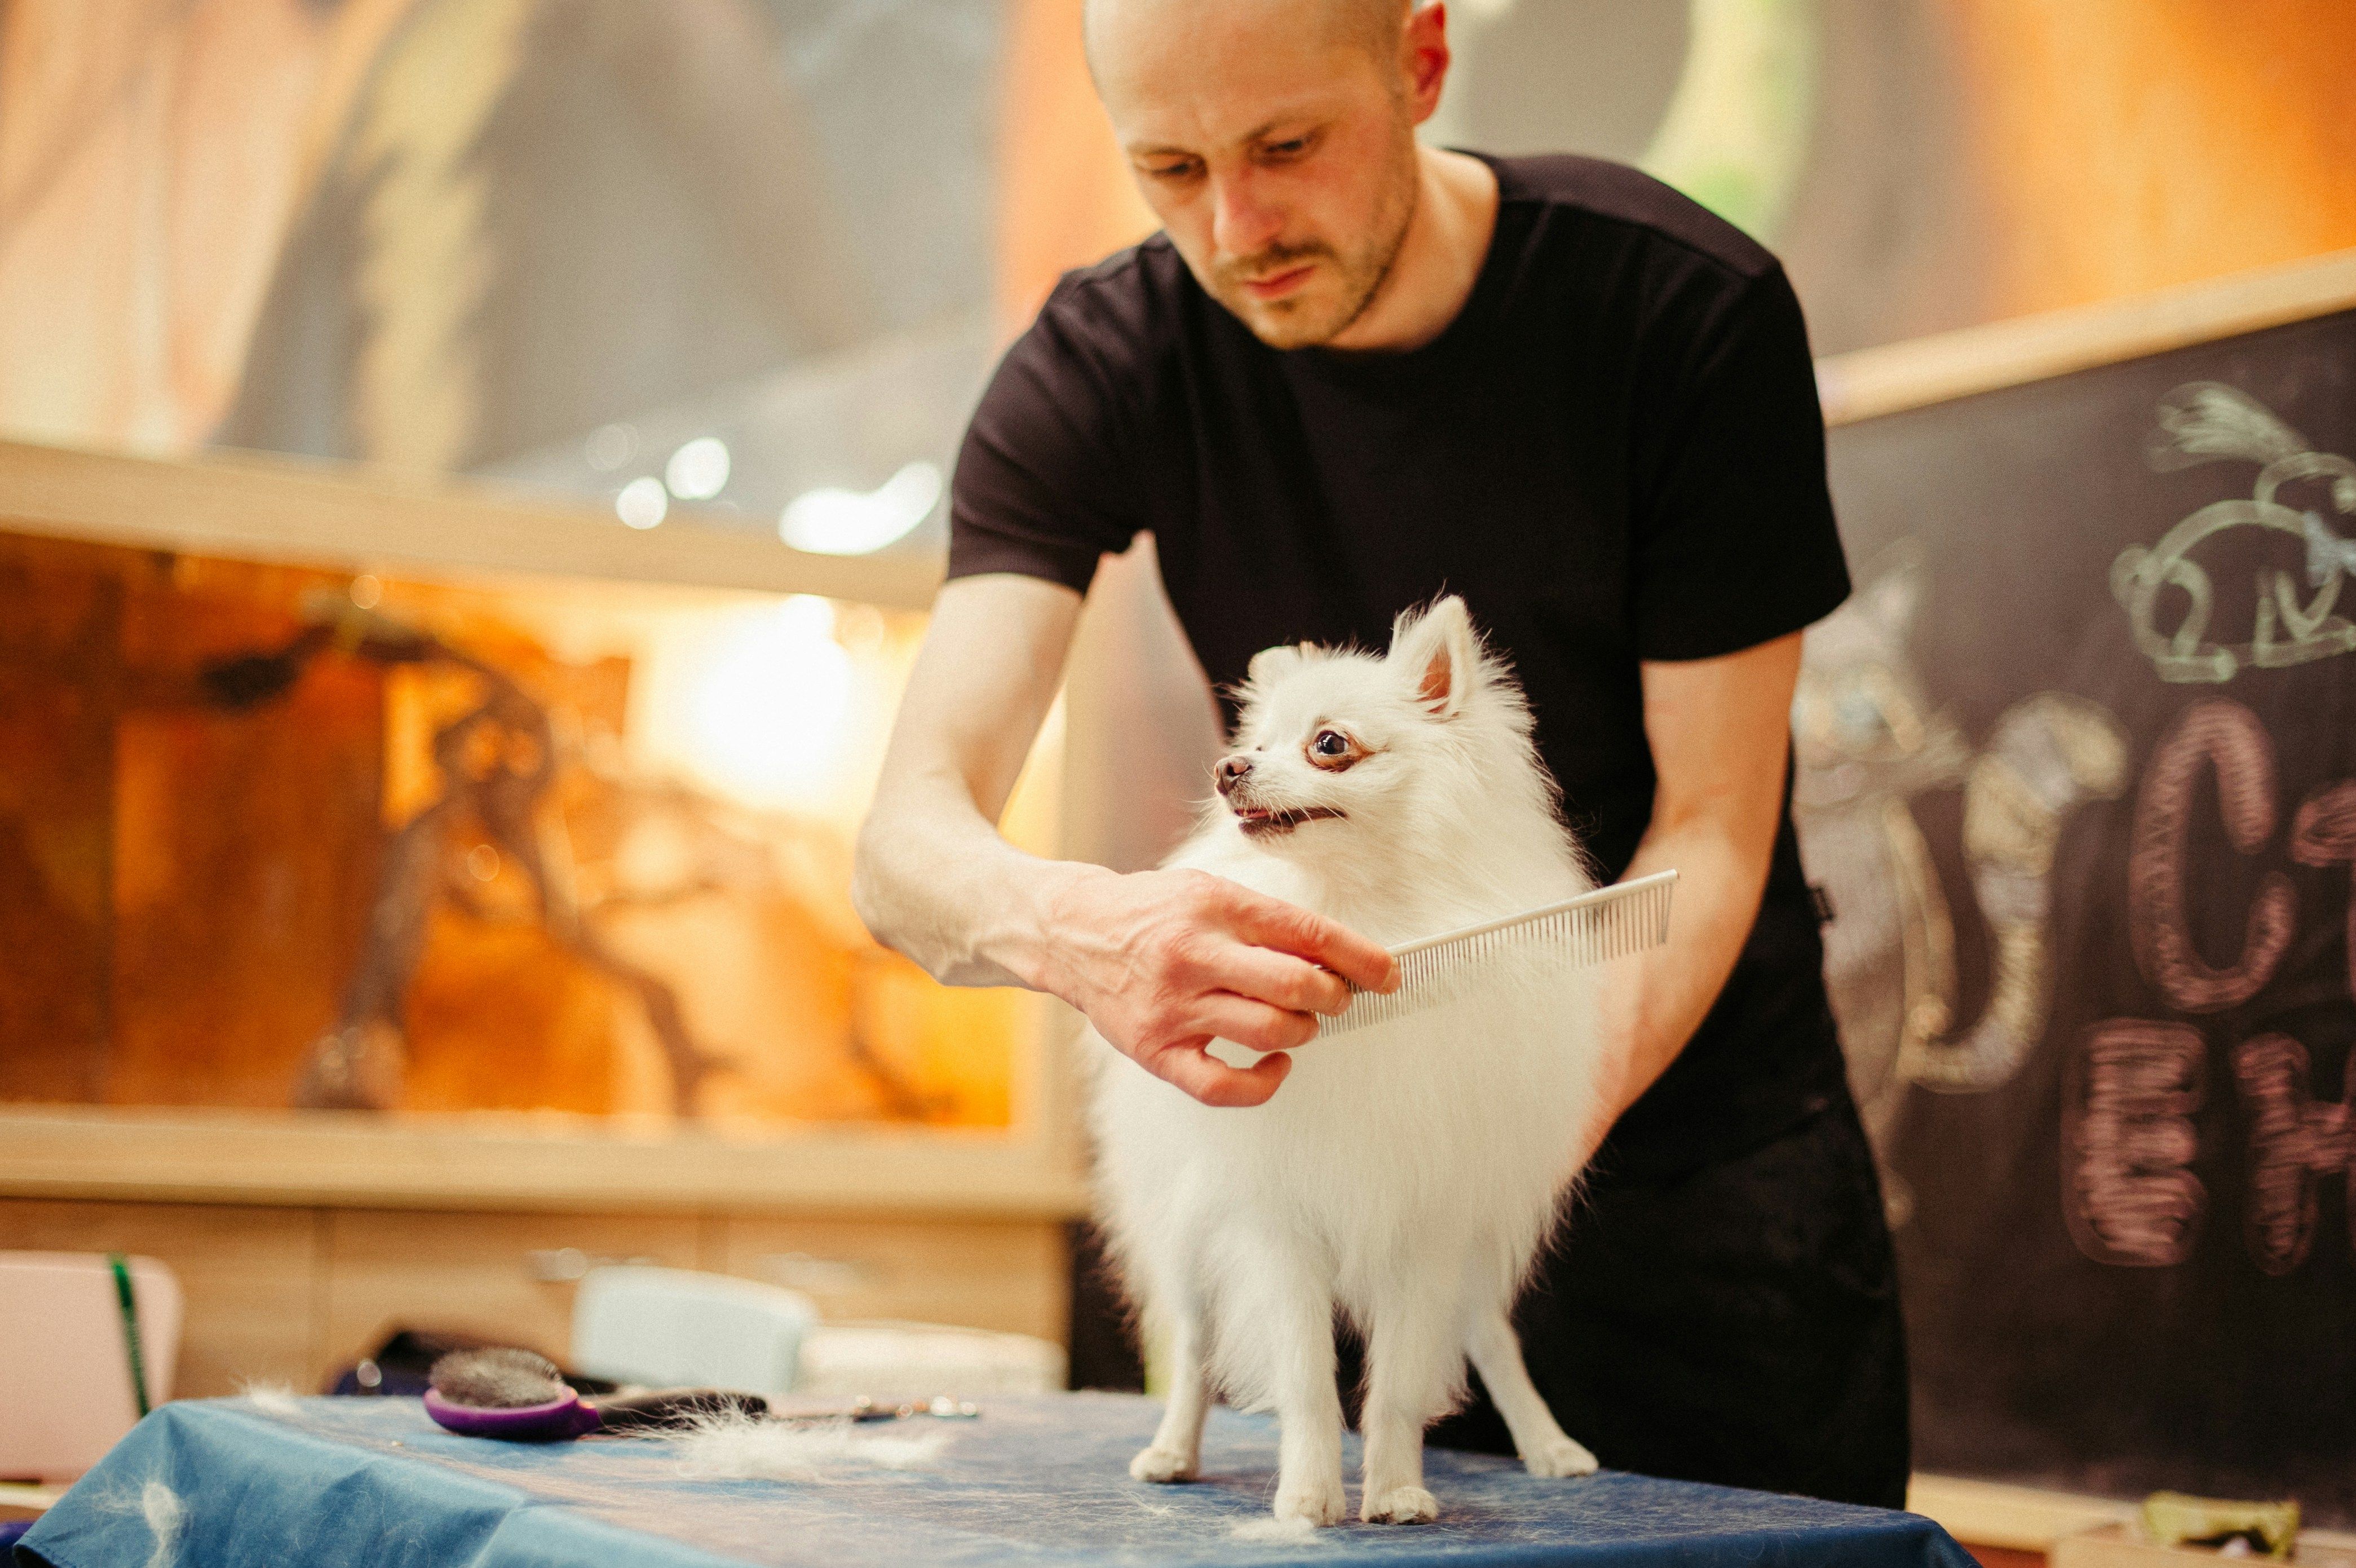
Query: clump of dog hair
[
  {"left": 670, "top": 1411, "right": 952, "bottom": 1482},
  {"left": 429, "top": 1347, "right": 568, "bottom": 1408},
  {"left": 1230, "top": 1513, "right": 1328, "bottom": 1545},
  {"left": 141, "top": 1479, "right": 185, "bottom": 1568},
  {"left": 96, "top": 1478, "right": 186, "bottom": 1568},
  {"left": 141, "top": 1481, "right": 185, "bottom": 1565},
  {"left": 236, "top": 1380, "right": 302, "bottom": 1416}
]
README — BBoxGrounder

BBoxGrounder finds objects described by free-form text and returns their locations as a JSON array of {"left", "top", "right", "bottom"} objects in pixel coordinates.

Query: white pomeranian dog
[{"left": 1085, "top": 595, "right": 1607, "bottom": 1527}]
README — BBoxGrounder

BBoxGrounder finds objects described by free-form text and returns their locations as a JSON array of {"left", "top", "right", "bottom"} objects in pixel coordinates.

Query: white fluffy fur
[
  {"left": 669, "top": 1412, "right": 952, "bottom": 1481},
  {"left": 237, "top": 1381, "right": 303, "bottom": 1416},
  {"left": 1087, "top": 597, "right": 1605, "bottom": 1527}
]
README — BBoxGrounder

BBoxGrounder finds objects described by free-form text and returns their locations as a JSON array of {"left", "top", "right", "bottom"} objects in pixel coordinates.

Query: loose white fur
[
  {"left": 1088, "top": 597, "right": 1605, "bottom": 1527},
  {"left": 236, "top": 1380, "right": 303, "bottom": 1416},
  {"left": 95, "top": 1478, "right": 186, "bottom": 1568},
  {"left": 1230, "top": 1512, "right": 1330, "bottom": 1545},
  {"left": 669, "top": 1412, "right": 952, "bottom": 1482},
  {"left": 141, "top": 1479, "right": 186, "bottom": 1568}
]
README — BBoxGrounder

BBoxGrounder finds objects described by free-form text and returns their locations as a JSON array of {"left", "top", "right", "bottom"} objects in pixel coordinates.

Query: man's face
[{"left": 1090, "top": 0, "right": 1422, "bottom": 350}]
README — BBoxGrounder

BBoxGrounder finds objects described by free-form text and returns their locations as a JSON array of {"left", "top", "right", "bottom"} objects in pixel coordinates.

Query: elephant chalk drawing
[{"left": 1793, "top": 547, "right": 2128, "bottom": 1225}]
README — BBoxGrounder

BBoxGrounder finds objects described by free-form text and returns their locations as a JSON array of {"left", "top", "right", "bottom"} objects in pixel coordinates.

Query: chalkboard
[{"left": 1809, "top": 299, "right": 2356, "bottom": 1518}]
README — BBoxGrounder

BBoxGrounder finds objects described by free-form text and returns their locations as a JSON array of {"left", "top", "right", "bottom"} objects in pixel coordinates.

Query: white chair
[
  {"left": 0, "top": 1252, "right": 183, "bottom": 1483},
  {"left": 568, "top": 1265, "right": 1067, "bottom": 1400},
  {"left": 572, "top": 1266, "right": 818, "bottom": 1395}
]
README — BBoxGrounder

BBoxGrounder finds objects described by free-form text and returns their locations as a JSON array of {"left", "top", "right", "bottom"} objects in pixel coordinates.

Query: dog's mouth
[{"left": 1233, "top": 803, "right": 1346, "bottom": 837}]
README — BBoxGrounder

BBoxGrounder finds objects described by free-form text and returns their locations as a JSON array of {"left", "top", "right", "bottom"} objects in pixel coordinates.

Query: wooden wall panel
[
  {"left": 316, "top": 1208, "right": 701, "bottom": 1384},
  {"left": 0, "top": 1198, "right": 321, "bottom": 1398},
  {"left": 2, "top": 1196, "right": 1072, "bottom": 1412},
  {"left": 716, "top": 1216, "right": 1067, "bottom": 1344}
]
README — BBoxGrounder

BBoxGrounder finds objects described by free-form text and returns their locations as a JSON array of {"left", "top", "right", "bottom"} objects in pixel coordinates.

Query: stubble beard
[{"left": 1206, "top": 131, "right": 1422, "bottom": 351}]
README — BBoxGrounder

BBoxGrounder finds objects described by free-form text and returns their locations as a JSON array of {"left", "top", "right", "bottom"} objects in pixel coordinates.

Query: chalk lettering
[
  {"left": 2291, "top": 780, "right": 2356, "bottom": 1000},
  {"left": 2231, "top": 1033, "right": 2353, "bottom": 1274},
  {"left": 2128, "top": 699, "right": 2296, "bottom": 1012},
  {"left": 2066, "top": 1019, "right": 2207, "bottom": 1266}
]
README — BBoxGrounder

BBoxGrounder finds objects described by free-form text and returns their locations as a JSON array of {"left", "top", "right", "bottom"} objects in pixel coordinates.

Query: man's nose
[
  {"left": 1215, "top": 755, "right": 1253, "bottom": 796},
  {"left": 1210, "top": 171, "right": 1281, "bottom": 260}
]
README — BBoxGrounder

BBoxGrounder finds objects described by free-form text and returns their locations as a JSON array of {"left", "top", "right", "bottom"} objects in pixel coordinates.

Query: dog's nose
[{"left": 1215, "top": 755, "right": 1253, "bottom": 796}]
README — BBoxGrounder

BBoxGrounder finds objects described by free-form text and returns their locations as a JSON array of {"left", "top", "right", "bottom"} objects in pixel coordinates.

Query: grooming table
[{"left": 16, "top": 1392, "right": 1974, "bottom": 1568}]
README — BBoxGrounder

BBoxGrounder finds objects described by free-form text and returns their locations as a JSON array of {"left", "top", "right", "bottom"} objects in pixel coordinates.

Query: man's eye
[{"left": 1313, "top": 731, "right": 1349, "bottom": 757}]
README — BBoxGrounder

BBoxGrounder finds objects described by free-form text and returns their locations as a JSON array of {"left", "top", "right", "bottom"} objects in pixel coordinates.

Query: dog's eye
[{"left": 1312, "top": 730, "right": 1350, "bottom": 757}]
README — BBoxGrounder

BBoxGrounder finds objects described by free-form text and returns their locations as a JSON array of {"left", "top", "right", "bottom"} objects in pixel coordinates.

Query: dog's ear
[
  {"left": 1389, "top": 596, "right": 1477, "bottom": 719},
  {"left": 1246, "top": 643, "right": 1311, "bottom": 690}
]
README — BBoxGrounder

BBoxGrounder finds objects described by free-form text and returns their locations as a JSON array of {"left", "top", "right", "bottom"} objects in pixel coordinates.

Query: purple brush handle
[{"left": 424, "top": 1387, "right": 603, "bottom": 1441}]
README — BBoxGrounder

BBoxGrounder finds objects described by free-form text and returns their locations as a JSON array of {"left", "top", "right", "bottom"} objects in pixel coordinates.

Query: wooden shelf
[
  {"left": 0, "top": 436, "right": 944, "bottom": 609},
  {"left": 10, "top": 252, "right": 2355, "bottom": 598},
  {"left": 1818, "top": 246, "right": 2356, "bottom": 427},
  {"left": 1908, "top": 1474, "right": 2139, "bottom": 1552},
  {"left": 0, "top": 1106, "right": 1090, "bottom": 1221}
]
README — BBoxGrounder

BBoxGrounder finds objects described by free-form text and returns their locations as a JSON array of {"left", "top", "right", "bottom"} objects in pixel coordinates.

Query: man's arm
[
  {"left": 1590, "top": 630, "right": 1805, "bottom": 1136},
  {"left": 853, "top": 572, "right": 1398, "bottom": 1107}
]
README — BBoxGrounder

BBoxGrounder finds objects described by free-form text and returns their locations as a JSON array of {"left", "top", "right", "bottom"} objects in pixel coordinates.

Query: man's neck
[{"left": 1324, "top": 145, "right": 1500, "bottom": 355}]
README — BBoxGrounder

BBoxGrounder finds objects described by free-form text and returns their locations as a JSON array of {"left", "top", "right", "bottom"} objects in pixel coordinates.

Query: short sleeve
[
  {"left": 947, "top": 273, "right": 1151, "bottom": 595},
  {"left": 1629, "top": 263, "right": 1850, "bottom": 661}
]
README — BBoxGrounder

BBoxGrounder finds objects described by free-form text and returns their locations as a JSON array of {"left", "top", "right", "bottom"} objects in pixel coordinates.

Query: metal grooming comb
[{"left": 1318, "top": 869, "right": 1678, "bottom": 1037}]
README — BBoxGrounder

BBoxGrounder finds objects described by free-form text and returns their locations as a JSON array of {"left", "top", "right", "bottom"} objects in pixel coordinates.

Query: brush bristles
[
  {"left": 430, "top": 1347, "right": 570, "bottom": 1409},
  {"left": 1316, "top": 877, "right": 1674, "bottom": 1039}
]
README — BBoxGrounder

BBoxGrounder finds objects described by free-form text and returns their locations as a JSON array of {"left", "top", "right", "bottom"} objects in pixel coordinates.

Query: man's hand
[
  {"left": 854, "top": 573, "right": 1395, "bottom": 1110},
  {"left": 1036, "top": 864, "right": 1398, "bottom": 1107}
]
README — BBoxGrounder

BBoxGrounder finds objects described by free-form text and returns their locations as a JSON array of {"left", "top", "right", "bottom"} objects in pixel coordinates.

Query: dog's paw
[
  {"left": 1361, "top": 1485, "right": 1440, "bottom": 1525},
  {"left": 1128, "top": 1445, "right": 1197, "bottom": 1483},
  {"left": 1522, "top": 1433, "right": 1599, "bottom": 1478},
  {"left": 1273, "top": 1474, "right": 1349, "bottom": 1527}
]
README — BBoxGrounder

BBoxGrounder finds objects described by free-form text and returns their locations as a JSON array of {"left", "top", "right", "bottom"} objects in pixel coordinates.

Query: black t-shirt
[{"left": 948, "top": 153, "right": 1853, "bottom": 1180}]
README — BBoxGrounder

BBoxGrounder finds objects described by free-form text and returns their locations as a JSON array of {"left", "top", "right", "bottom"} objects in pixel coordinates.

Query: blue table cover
[{"left": 16, "top": 1392, "right": 1974, "bottom": 1568}]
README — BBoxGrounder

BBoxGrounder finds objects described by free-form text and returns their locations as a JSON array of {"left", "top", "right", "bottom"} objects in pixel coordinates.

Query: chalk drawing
[
  {"left": 2113, "top": 382, "right": 2356, "bottom": 683},
  {"left": 2064, "top": 1019, "right": 2208, "bottom": 1267},
  {"left": 2291, "top": 780, "right": 2356, "bottom": 1003},
  {"left": 2231, "top": 1032, "right": 2354, "bottom": 1275},
  {"left": 1794, "top": 547, "right": 2127, "bottom": 1225},
  {"left": 2127, "top": 698, "right": 2296, "bottom": 1013}
]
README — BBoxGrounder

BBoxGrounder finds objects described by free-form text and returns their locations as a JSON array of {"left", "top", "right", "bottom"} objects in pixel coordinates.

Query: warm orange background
[
  {"left": 0, "top": 531, "right": 1020, "bottom": 1124},
  {"left": 1944, "top": 0, "right": 2356, "bottom": 317},
  {"left": 5, "top": 0, "right": 2354, "bottom": 453}
]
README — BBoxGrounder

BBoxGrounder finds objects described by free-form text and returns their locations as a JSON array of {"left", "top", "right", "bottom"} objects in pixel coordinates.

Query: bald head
[{"left": 1084, "top": 0, "right": 1415, "bottom": 82}]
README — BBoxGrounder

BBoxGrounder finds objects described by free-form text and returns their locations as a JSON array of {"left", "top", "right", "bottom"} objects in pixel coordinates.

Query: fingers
[
  {"left": 1150, "top": 1043, "right": 1293, "bottom": 1108},
  {"left": 1067, "top": 868, "right": 1402, "bottom": 1109},
  {"left": 1212, "top": 942, "right": 1354, "bottom": 1017},
  {"left": 1219, "top": 887, "right": 1398, "bottom": 994},
  {"left": 1189, "top": 991, "right": 1321, "bottom": 1053}
]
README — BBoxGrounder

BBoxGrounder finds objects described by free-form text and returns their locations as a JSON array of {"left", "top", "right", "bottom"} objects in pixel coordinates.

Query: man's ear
[
  {"left": 1400, "top": 0, "right": 1452, "bottom": 125},
  {"left": 1389, "top": 596, "right": 1476, "bottom": 718}
]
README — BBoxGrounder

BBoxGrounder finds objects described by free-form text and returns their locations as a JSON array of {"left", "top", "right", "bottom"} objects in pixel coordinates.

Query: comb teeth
[{"left": 1316, "top": 870, "right": 1677, "bottom": 1038}]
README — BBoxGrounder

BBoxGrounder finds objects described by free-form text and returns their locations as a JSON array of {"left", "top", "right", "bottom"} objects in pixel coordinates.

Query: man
[{"left": 854, "top": 0, "right": 1907, "bottom": 1506}]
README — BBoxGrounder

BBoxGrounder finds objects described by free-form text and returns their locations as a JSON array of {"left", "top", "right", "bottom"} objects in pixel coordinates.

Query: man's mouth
[
  {"left": 1240, "top": 264, "right": 1315, "bottom": 301},
  {"left": 1233, "top": 803, "right": 1346, "bottom": 837}
]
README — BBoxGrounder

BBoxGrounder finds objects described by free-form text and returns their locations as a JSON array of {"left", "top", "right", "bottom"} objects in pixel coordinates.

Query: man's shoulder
[
  {"left": 1031, "top": 234, "right": 1195, "bottom": 360},
  {"left": 1491, "top": 153, "right": 1780, "bottom": 288}
]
